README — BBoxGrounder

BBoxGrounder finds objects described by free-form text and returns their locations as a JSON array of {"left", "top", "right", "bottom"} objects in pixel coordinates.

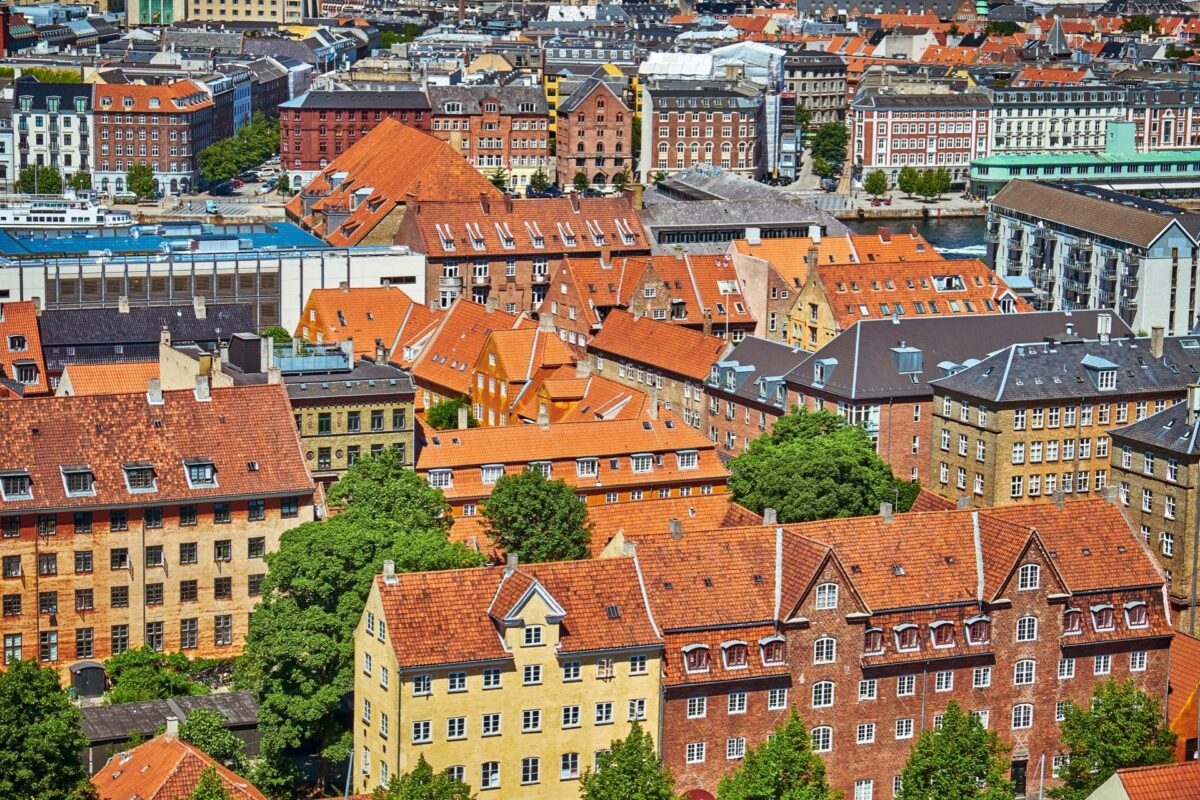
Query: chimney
[
  {"left": 1053, "top": 488, "right": 1065, "bottom": 509},
  {"left": 118, "top": 295, "right": 130, "bottom": 314},
  {"left": 569, "top": 192, "right": 580, "bottom": 213},
  {"left": 1065, "top": 322, "right": 1074, "bottom": 337},
  {"left": 430, "top": 299, "right": 440, "bottom": 313},
  {"left": 538, "top": 311, "right": 555, "bottom": 333},
  {"left": 457, "top": 406, "right": 469, "bottom": 430},
  {"left": 745, "top": 227, "right": 761, "bottom": 246},
  {"left": 480, "top": 192, "right": 491, "bottom": 215},
  {"left": 762, "top": 507, "right": 777, "bottom": 525},
  {"left": 503, "top": 193, "right": 513, "bottom": 213},
  {"left": 267, "top": 366, "right": 281, "bottom": 384},
  {"left": 374, "top": 338, "right": 387, "bottom": 363},
  {"left": 537, "top": 409, "right": 550, "bottom": 430},
  {"left": 339, "top": 280, "right": 349, "bottom": 292},
  {"left": 31, "top": 296, "right": 41, "bottom": 317},
  {"left": 648, "top": 388, "right": 659, "bottom": 419},
  {"left": 383, "top": 559, "right": 397, "bottom": 584},
  {"left": 805, "top": 245, "right": 819, "bottom": 271},
  {"left": 600, "top": 245, "right": 612, "bottom": 267},
  {"left": 575, "top": 359, "right": 592, "bottom": 378},
  {"left": 194, "top": 374, "right": 211, "bottom": 401},
  {"left": 1150, "top": 326, "right": 1165, "bottom": 359},
  {"left": 808, "top": 225, "right": 822, "bottom": 244},
  {"left": 702, "top": 310, "right": 713, "bottom": 336},
  {"left": 1188, "top": 384, "right": 1200, "bottom": 427},
  {"left": 193, "top": 295, "right": 207, "bottom": 320},
  {"left": 880, "top": 501, "right": 893, "bottom": 523},
  {"left": 160, "top": 326, "right": 171, "bottom": 346},
  {"left": 630, "top": 183, "right": 644, "bottom": 211},
  {"left": 1097, "top": 313, "right": 1112, "bottom": 343},
  {"left": 165, "top": 716, "right": 179, "bottom": 739},
  {"left": 486, "top": 294, "right": 500, "bottom": 312},
  {"left": 505, "top": 552, "right": 518, "bottom": 574},
  {"left": 668, "top": 517, "right": 683, "bottom": 540},
  {"left": 956, "top": 495, "right": 969, "bottom": 510},
  {"left": 147, "top": 377, "right": 163, "bottom": 405}
]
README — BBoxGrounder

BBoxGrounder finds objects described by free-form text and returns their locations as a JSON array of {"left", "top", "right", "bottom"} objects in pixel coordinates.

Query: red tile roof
[
  {"left": 408, "top": 299, "right": 531, "bottom": 398},
  {"left": 0, "top": 384, "right": 313, "bottom": 512},
  {"left": 95, "top": 80, "right": 213, "bottom": 115},
  {"left": 1115, "top": 761, "right": 1200, "bottom": 800},
  {"left": 523, "top": 365, "right": 649, "bottom": 425},
  {"left": 586, "top": 308, "right": 730, "bottom": 381},
  {"left": 556, "top": 256, "right": 644, "bottom": 327},
  {"left": 0, "top": 300, "right": 48, "bottom": 394},
  {"left": 92, "top": 735, "right": 266, "bottom": 800},
  {"left": 286, "top": 119, "right": 500, "bottom": 247},
  {"left": 632, "top": 253, "right": 756, "bottom": 329},
  {"left": 57, "top": 361, "right": 160, "bottom": 397},
  {"left": 1013, "top": 66, "right": 1090, "bottom": 86},
  {"left": 1169, "top": 632, "right": 1200, "bottom": 720},
  {"left": 296, "top": 286, "right": 438, "bottom": 359}
]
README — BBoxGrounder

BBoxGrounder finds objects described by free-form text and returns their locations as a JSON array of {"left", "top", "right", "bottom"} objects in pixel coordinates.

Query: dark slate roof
[
  {"left": 930, "top": 334, "right": 1199, "bottom": 404},
  {"left": 38, "top": 303, "right": 255, "bottom": 347},
  {"left": 12, "top": 78, "right": 91, "bottom": 109},
  {"left": 853, "top": 89, "right": 991, "bottom": 110},
  {"left": 988, "top": 3, "right": 1035, "bottom": 21},
  {"left": 286, "top": 88, "right": 430, "bottom": 111},
  {"left": 557, "top": 76, "right": 628, "bottom": 115},
  {"left": 426, "top": 85, "right": 547, "bottom": 115},
  {"left": 711, "top": 336, "right": 808, "bottom": 406},
  {"left": 80, "top": 692, "right": 259, "bottom": 743},
  {"left": 786, "top": 310, "right": 1133, "bottom": 402},
  {"left": 1109, "top": 399, "right": 1200, "bottom": 456},
  {"left": 162, "top": 29, "right": 244, "bottom": 53}
]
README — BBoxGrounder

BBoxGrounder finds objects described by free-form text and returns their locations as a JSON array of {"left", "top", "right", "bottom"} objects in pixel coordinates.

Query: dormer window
[
  {"left": 576, "top": 458, "right": 598, "bottom": 478},
  {"left": 1063, "top": 608, "right": 1082, "bottom": 635},
  {"left": 444, "top": 102, "right": 463, "bottom": 114},
  {"left": 428, "top": 470, "right": 453, "bottom": 489},
  {"left": 722, "top": 642, "right": 748, "bottom": 669},
  {"left": 466, "top": 222, "right": 486, "bottom": 251},
  {"left": 495, "top": 222, "right": 516, "bottom": 249},
  {"left": 586, "top": 220, "right": 606, "bottom": 246},
  {"left": 676, "top": 451, "right": 698, "bottom": 470},
  {"left": 895, "top": 624, "right": 919, "bottom": 652},
  {"left": 1018, "top": 563, "right": 1040, "bottom": 591},
  {"left": 481, "top": 464, "right": 504, "bottom": 484},
  {"left": 7, "top": 335, "right": 27, "bottom": 352},
  {"left": 528, "top": 462, "right": 551, "bottom": 479},
  {"left": 1092, "top": 605, "right": 1115, "bottom": 631},
  {"left": 435, "top": 223, "right": 456, "bottom": 252},
  {"left": 525, "top": 221, "right": 545, "bottom": 249},
  {"left": 61, "top": 467, "right": 95, "bottom": 497},
  {"left": 1125, "top": 602, "right": 1149, "bottom": 628},
  {"left": 863, "top": 628, "right": 883, "bottom": 654},
  {"left": 966, "top": 617, "right": 990, "bottom": 645},
  {"left": 184, "top": 459, "right": 217, "bottom": 488},
  {"left": 615, "top": 218, "right": 636, "bottom": 245},
  {"left": 631, "top": 454, "right": 653, "bottom": 473},
  {"left": 760, "top": 637, "right": 785, "bottom": 665},
  {"left": 123, "top": 463, "right": 156, "bottom": 493},
  {"left": 523, "top": 625, "right": 543, "bottom": 646},
  {"left": 683, "top": 644, "right": 710, "bottom": 673},
  {"left": 930, "top": 621, "right": 955, "bottom": 648},
  {"left": 709, "top": 365, "right": 720, "bottom": 385},
  {"left": 557, "top": 222, "right": 577, "bottom": 247},
  {"left": 1098, "top": 370, "right": 1116, "bottom": 390},
  {"left": 0, "top": 470, "right": 32, "bottom": 501}
]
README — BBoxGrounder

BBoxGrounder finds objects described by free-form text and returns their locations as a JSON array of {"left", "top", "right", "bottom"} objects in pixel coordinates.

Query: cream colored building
[{"left": 355, "top": 555, "right": 663, "bottom": 795}]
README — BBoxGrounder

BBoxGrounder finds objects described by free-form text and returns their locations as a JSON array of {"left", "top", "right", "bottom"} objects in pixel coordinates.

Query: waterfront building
[{"left": 987, "top": 85, "right": 1123, "bottom": 156}]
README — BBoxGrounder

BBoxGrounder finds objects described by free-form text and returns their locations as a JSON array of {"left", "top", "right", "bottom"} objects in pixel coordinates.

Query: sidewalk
[{"left": 835, "top": 191, "right": 986, "bottom": 220}]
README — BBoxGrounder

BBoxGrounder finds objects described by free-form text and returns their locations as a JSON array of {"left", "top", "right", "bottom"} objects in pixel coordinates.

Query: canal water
[{"left": 844, "top": 216, "right": 987, "bottom": 260}]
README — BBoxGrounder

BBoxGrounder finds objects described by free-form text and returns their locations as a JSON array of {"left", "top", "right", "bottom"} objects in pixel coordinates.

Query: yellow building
[{"left": 355, "top": 555, "right": 663, "bottom": 795}]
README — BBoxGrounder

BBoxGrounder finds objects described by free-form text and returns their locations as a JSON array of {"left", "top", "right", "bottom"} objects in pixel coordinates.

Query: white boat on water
[{"left": 0, "top": 190, "right": 132, "bottom": 229}]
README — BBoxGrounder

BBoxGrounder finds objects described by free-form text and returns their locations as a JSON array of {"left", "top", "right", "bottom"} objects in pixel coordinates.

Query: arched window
[
  {"left": 1016, "top": 616, "right": 1038, "bottom": 642},
  {"left": 863, "top": 628, "right": 883, "bottom": 654},
  {"left": 895, "top": 624, "right": 919, "bottom": 652},
  {"left": 760, "top": 636, "right": 786, "bottom": 665},
  {"left": 1063, "top": 608, "right": 1082, "bottom": 634},
  {"left": 723, "top": 641, "right": 748, "bottom": 669},
  {"left": 1125, "top": 602, "right": 1148, "bottom": 628},
  {"left": 930, "top": 621, "right": 955, "bottom": 647},
  {"left": 811, "top": 726, "right": 833, "bottom": 752},
  {"left": 815, "top": 583, "right": 839, "bottom": 610},
  {"left": 721, "top": 142, "right": 732, "bottom": 154},
  {"left": 1013, "top": 659, "right": 1036, "bottom": 685},
  {"left": 1011, "top": 704, "right": 1033, "bottom": 729},
  {"left": 658, "top": 142, "right": 668, "bottom": 153},
  {"left": 813, "top": 637, "right": 836, "bottom": 664},
  {"left": 576, "top": 143, "right": 584, "bottom": 152},
  {"left": 1092, "top": 605, "right": 1115, "bottom": 631},
  {"left": 966, "top": 617, "right": 990, "bottom": 645},
  {"left": 683, "top": 645, "right": 709, "bottom": 673},
  {"left": 811, "top": 680, "right": 834, "bottom": 708}
]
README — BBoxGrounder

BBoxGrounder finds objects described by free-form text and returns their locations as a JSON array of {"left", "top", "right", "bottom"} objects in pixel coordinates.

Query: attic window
[
  {"left": 466, "top": 222, "right": 486, "bottom": 251},
  {"left": 558, "top": 222, "right": 577, "bottom": 247},
  {"left": 586, "top": 219, "right": 606, "bottom": 246},
  {"left": 894, "top": 624, "right": 919, "bottom": 652},
  {"left": 615, "top": 218, "right": 636, "bottom": 245},
  {"left": 0, "top": 470, "right": 32, "bottom": 501},
  {"left": 184, "top": 459, "right": 217, "bottom": 488},
  {"left": 1097, "top": 369, "right": 1116, "bottom": 390},
  {"left": 61, "top": 466, "right": 95, "bottom": 497},
  {"left": 435, "top": 223, "right": 456, "bottom": 252},
  {"left": 123, "top": 463, "right": 156, "bottom": 493},
  {"left": 496, "top": 222, "right": 516, "bottom": 249},
  {"left": 682, "top": 644, "right": 710, "bottom": 673},
  {"left": 526, "top": 221, "right": 545, "bottom": 248}
]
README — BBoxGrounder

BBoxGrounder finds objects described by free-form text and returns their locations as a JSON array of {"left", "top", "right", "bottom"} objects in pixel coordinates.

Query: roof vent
[
  {"left": 703, "top": 577, "right": 713, "bottom": 587},
  {"left": 247, "top": 461, "right": 259, "bottom": 472},
  {"left": 605, "top": 605, "right": 620, "bottom": 619},
  {"left": 892, "top": 564, "right": 906, "bottom": 576}
]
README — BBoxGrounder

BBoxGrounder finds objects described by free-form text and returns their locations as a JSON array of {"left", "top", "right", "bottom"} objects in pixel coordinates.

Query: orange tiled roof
[
  {"left": 817, "top": 257, "right": 1031, "bottom": 331},
  {"left": 633, "top": 253, "right": 755, "bottom": 329},
  {"left": 409, "top": 299, "right": 531, "bottom": 397},
  {"left": 92, "top": 735, "right": 266, "bottom": 800},
  {"left": 58, "top": 361, "right": 160, "bottom": 397},
  {"left": 94, "top": 80, "right": 213, "bottom": 114},
  {"left": 868, "top": 12, "right": 942, "bottom": 28},
  {"left": 1033, "top": 17, "right": 1094, "bottom": 35},
  {"left": 1169, "top": 632, "right": 1200, "bottom": 720},
  {"left": 1115, "top": 760, "right": 1200, "bottom": 799},
  {"left": 919, "top": 45, "right": 980, "bottom": 65},
  {"left": 909, "top": 488, "right": 956, "bottom": 512},
  {"left": 0, "top": 385, "right": 313, "bottom": 512},
  {"left": 662, "top": 625, "right": 788, "bottom": 685},
  {"left": 586, "top": 494, "right": 761, "bottom": 556},
  {"left": 557, "top": 256, "right": 644, "bottom": 326},
  {"left": 729, "top": 15, "right": 769, "bottom": 32},
  {"left": 526, "top": 365, "right": 649, "bottom": 424},
  {"left": 734, "top": 235, "right": 855, "bottom": 289},
  {"left": 587, "top": 309, "right": 729, "bottom": 381},
  {"left": 486, "top": 327, "right": 574, "bottom": 383},
  {"left": 286, "top": 119, "right": 500, "bottom": 247},
  {"left": 375, "top": 556, "right": 661, "bottom": 668},
  {"left": 1013, "top": 66, "right": 1089, "bottom": 86},
  {"left": 297, "top": 286, "right": 438, "bottom": 358},
  {"left": 0, "top": 300, "right": 48, "bottom": 394}
]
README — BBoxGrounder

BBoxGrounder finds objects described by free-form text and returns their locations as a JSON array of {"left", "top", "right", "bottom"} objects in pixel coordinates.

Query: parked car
[{"left": 206, "top": 199, "right": 219, "bottom": 214}]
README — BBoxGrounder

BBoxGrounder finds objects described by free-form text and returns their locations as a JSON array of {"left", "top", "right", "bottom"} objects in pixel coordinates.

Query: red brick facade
[
  {"left": 279, "top": 92, "right": 431, "bottom": 179},
  {"left": 555, "top": 78, "right": 633, "bottom": 188},
  {"left": 794, "top": 388, "right": 931, "bottom": 483},
  {"left": 427, "top": 86, "right": 550, "bottom": 190},
  {"left": 641, "top": 81, "right": 764, "bottom": 182}
]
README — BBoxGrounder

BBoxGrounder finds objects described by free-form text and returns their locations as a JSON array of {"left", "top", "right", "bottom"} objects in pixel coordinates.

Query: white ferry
[{"left": 0, "top": 190, "right": 132, "bottom": 229}]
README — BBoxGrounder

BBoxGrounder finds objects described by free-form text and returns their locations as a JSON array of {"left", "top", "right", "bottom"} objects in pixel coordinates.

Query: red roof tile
[
  {"left": 409, "top": 299, "right": 531, "bottom": 398},
  {"left": 0, "top": 300, "right": 48, "bottom": 394},
  {"left": 92, "top": 735, "right": 266, "bottom": 800},
  {"left": 1116, "top": 760, "right": 1200, "bottom": 800},
  {"left": 587, "top": 309, "right": 730, "bottom": 380},
  {"left": 296, "top": 286, "right": 438, "bottom": 358},
  {"left": 1169, "top": 632, "right": 1200, "bottom": 721}
]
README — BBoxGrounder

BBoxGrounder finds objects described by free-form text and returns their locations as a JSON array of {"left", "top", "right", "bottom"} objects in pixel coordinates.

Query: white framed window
[
  {"left": 1014, "top": 660, "right": 1036, "bottom": 686},
  {"left": 628, "top": 698, "right": 646, "bottom": 721},
  {"left": 971, "top": 709, "right": 990, "bottom": 728},
  {"left": 857, "top": 722, "right": 876, "bottom": 744},
  {"left": 1016, "top": 616, "right": 1038, "bottom": 642},
  {"left": 1131, "top": 651, "right": 1148, "bottom": 671},
  {"left": 897, "top": 675, "right": 916, "bottom": 696},
  {"left": 522, "top": 756, "right": 542, "bottom": 785},
  {"left": 728, "top": 692, "right": 747, "bottom": 714},
  {"left": 594, "top": 701, "right": 613, "bottom": 724},
  {"left": 727, "top": 737, "right": 746, "bottom": 760},
  {"left": 1058, "top": 657, "right": 1076, "bottom": 679},
  {"left": 1053, "top": 755, "right": 1070, "bottom": 779},
  {"left": 1011, "top": 704, "right": 1033, "bottom": 729},
  {"left": 973, "top": 666, "right": 992, "bottom": 688},
  {"left": 855, "top": 779, "right": 874, "bottom": 800},
  {"left": 859, "top": 679, "right": 877, "bottom": 701},
  {"left": 768, "top": 687, "right": 788, "bottom": 710},
  {"left": 812, "top": 726, "right": 832, "bottom": 752},
  {"left": 561, "top": 705, "right": 580, "bottom": 728},
  {"left": 522, "top": 709, "right": 541, "bottom": 732},
  {"left": 895, "top": 718, "right": 914, "bottom": 739},
  {"left": 815, "top": 583, "right": 839, "bottom": 610},
  {"left": 813, "top": 637, "right": 837, "bottom": 664},
  {"left": 483, "top": 668, "right": 501, "bottom": 689},
  {"left": 1018, "top": 564, "right": 1040, "bottom": 590},
  {"left": 685, "top": 742, "right": 706, "bottom": 764},
  {"left": 411, "top": 720, "right": 432, "bottom": 743},
  {"left": 412, "top": 674, "right": 432, "bottom": 696},
  {"left": 934, "top": 671, "right": 953, "bottom": 692},
  {"left": 523, "top": 664, "right": 542, "bottom": 685},
  {"left": 687, "top": 696, "right": 707, "bottom": 718},
  {"left": 447, "top": 716, "right": 466, "bottom": 740},
  {"left": 812, "top": 681, "right": 834, "bottom": 708},
  {"left": 481, "top": 761, "right": 500, "bottom": 790},
  {"left": 562, "top": 661, "right": 581, "bottom": 682},
  {"left": 482, "top": 713, "right": 501, "bottom": 736}
]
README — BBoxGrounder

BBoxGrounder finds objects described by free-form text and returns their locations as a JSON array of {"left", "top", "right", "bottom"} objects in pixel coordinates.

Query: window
[
  {"left": 1127, "top": 603, "right": 1149, "bottom": 628},
  {"left": 1093, "top": 606, "right": 1115, "bottom": 631},
  {"left": 483, "top": 668, "right": 501, "bottom": 689},
  {"left": 595, "top": 701, "right": 613, "bottom": 724},
  {"left": 185, "top": 460, "right": 217, "bottom": 487},
  {"left": 411, "top": 720, "right": 432, "bottom": 744},
  {"left": 0, "top": 472, "right": 31, "bottom": 500},
  {"left": 864, "top": 628, "right": 883, "bottom": 654},
  {"left": 1130, "top": 651, "right": 1147, "bottom": 672},
  {"left": 447, "top": 717, "right": 466, "bottom": 740},
  {"left": 1018, "top": 564, "right": 1040, "bottom": 590},
  {"left": 897, "top": 675, "right": 916, "bottom": 696},
  {"left": 1058, "top": 657, "right": 1076, "bottom": 679},
  {"left": 482, "top": 713, "right": 501, "bottom": 736},
  {"left": 523, "top": 664, "right": 542, "bottom": 685},
  {"left": 859, "top": 679, "right": 878, "bottom": 701},
  {"left": 1011, "top": 704, "right": 1033, "bottom": 729},
  {"left": 39, "top": 631, "right": 58, "bottom": 662},
  {"left": 812, "top": 681, "right": 834, "bottom": 708},
  {"left": 895, "top": 625, "right": 919, "bottom": 651},
  {"left": 523, "top": 625, "right": 543, "bottom": 646},
  {"left": 630, "top": 654, "right": 648, "bottom": 674},
  {"left": 686, "top": 742, "right": 706, "bottom": 764},
  {"left": 1063, "top": 608, "right": 1082, "bottom": 634},
  {"left": 934, "top": 671, "right": 953, "bottom": 692},
  {"left": 1014, "top": 660, "right": 1036, "bottom": 685},
  {"left": 762, "top": 639, "right": 786, "bottom": 664},
  {"left": 481, "top": 762, "right": 500, "bottom": 790},
  {"left": 728, "top": 692, "right": 747, "bottom": 714},
  {"left": 687, "top": 697, "right": 707, "bottom": 718},
  {"left": 522, "top": 709, "right": 541, "bottom": 732},
  {"left": 967, "top": 618, "right": 990, "bottom": 645},
  {"left": 628, "top": 698, "right": 647, "bottom": 721},
  {"left": 214, "top": 615, "right": 233, "bottom": 646},
  {"left": 812, "top": 726, "right": 832, "bottom": 752},
  {"left": 931, "top": 622, "right": 955, "bottom": 648},
  {"left": 561, "top": 753, "right": 580, "bottom": 781},
  {"left": 1095, "top": 654, "right": 1111, "bottom": 675},
  {"left": 768, "top": 687, "right": 788, "bottom": 710},
  {"left": 248, "top": 500, "right": 265, "bottom": 521},
  {"left": 727, "top": 737, "right": 746, "bottom": 760},
  {"left": 814, "top": 582, "right": 839, "bottom": 610},
  {"left": 724, "top": 643, "right": 748, "bottom": 669},
  {"left": 1016, "top": 616, "right": 1038, "bottom": 642},
  {"left": 973, "top": 666, "right": 992, "bottom": 688},
  {"left": 684, "top": 646, "right": 710, "bottom": 673},
  {"left": 413, "top": 675, "right": 432, "bottom": 696},
  {"left": 562, "top": 661, "right": 581, "bottom": 682},
  {"left": 813, "top": 637, "right": 836, "bottom": 664},
  {"left": 895, "top": 718, "right": 914, "bottom": 739},
  {"left": 855, "top": 779, "right": 874, "bottom": 800}
]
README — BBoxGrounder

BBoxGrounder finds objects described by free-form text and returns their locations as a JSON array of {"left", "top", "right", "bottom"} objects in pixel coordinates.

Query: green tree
[
  {"left": 488, "top": 167, "right": 509, "bottom": 191},
  {"left": 811, "top": 156, "right": 836, "bottom": 180},
  {"left": 574, "top": 170, "right": 591, "bottom": 192},
  {"left": 0, "top": 659, "right": 91, "bottom": 799},
  {"left": 236, "top": 450, "right": 484, "bottom": 796},
  {"left": 126, "top": 163, "right": 157, "bottom": 198},
  {"left": 1166, "top": 44, "right": 1195, "bottom": 58},
  {"left": 258, "top": 325, "right": 293, "bottom": 345},
  {"left": 484, "top": 469, "right": 591, "bottom": 562},
  {"left": 373, "top": 754, "right": 473, "bottom": 800},
  {"left": 932, "top": 166, "right": 952, "bottom": 198},
  {"left": 1122, "top": 14, "right": 1155, "bottom": 32},
  {"left": 529, "top": 168, "right": 551, "bottom": 193},
  {"left": 188, "top": 767, "right": 232, "bottom": 800},
  {"left": 581, "top": 722, "right": 676, "bottom": 800},
  {"left": 0, "top": 66, "right": 83, "bottom": 82},
  {"left": 380, "top": 23, "right": 421, "bottom": 47},
  {"left": 863, "top": 169, "right": 889, "bottom": 198},
  {"left": 631, "top": 116, "right": 642, "bottom": 153},
  {"left": 180, "top": 709, "right": 247, "bottom": 773},
  {"left": 897, "top": 165, "right": 920, "bottom": 197},
  {"left": 104, "top": 647, "right": 209, "bottom": 704},
  {"left": 17, "top": 165, "right": 62, "bottom": 195},
  {"left": 984, "top": 20, "right": 1018, "bottom": 36},
  {"left": 810, "top": 123, "right": 848, "bottom": 164},
  {"left": 1050, "top": 679, "right": 1176, "bottom": 800},
  {"left": 612, "top": 166, "right": 631, "bottom": 192},
  {"left": 718, "top": 710, "right": 836, "bottom": 800},
  {"left": 67, "top": 172, "right": 92, "bottom": 191},
  {"left": 947, "top": 22, "right": 960, "bottom": 36},
  {"left": 426, "top": 396, "right": 478, "bottom": 430},
  {"left": 652, "top": 171, "right": 666, "bottom": 184},
  {"left": 729, "top": 407, "right": 916, "bottom": 522},
  {"left": 898, "top": 702, "right": 1014, "bottom": 800},
  {"left": 198, "top": 112, "right": 279, "bottom": 187},
  {"left": 795, "top": 102, "right": 812, "bottom": 132}
]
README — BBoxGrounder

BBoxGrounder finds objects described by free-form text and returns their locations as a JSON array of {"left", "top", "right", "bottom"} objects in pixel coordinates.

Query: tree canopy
[
  {"left": 729, "top": 407, "right": 917, "bottom": 522},
  {"left": 126, "top": 163, "right": 157, "bottom": 198},
  {"left": 897, "top": 702, "right": 1014, "bottom": 800},
  {"left": 580, "top": 722, "right": 676, "bottom": 800},
  {"left": 718, "top": 710, "right": 837, "bottom": 800},
  {"left": 863, "top": 169, "right": 889, "bottom": 198},
  {"left": 67, "top": 172, "right": 92, "bottom": 191},
  {"left": 236, "top": 448, "right": 484, "bottom": 796},
  {"left": 529, "top": 168, "right": 551, "bottom": 193},
  {"left": 1050, "top": 679, "right": 1176, "bottom": 800},
  {"left": 574, "top": 171, "right": 591, "bottom": 192},
  {"left": 915, "top": 167, "right": 952, "bottom": 201},
  {"left": 426, "top": 396, "right": 478, "bottom": 430},
  {"left": 484, "top": 469, "right": 591, "bottom": 562},
  {"left": 180, "top": 708, "right": 247, "bottom": 773},
  {"left": 810, "top": 123, "right": 848, "bottom": 164},
  {"left": 198, "top": 113, "right": 279, "bottom": 187},
  {"left": 188, "top": 767, "right": 232, "bottom": 800},
  {"left": 0, "top": 66, "right": 82, "bottom": 83},
  {"left": 488, "top": 167, "right": 509, "bottom": 191},
  {"left": 103, "top": 647, "right": 209, "bottom": 704},
  {"left": 897, "top": 166, "right": 920, "bottom": 197},
  {"left": 17, "top": 165, "right": 62, "bottom": 195},
  {"left": 1121, "top": 14, "right": 1155, "bottom": 32},
  {"left": 0, "top": 659, "right": 91, "bottom": 799},
  {"left": 372, "top": 754, "right": 473, "bottom": 800},
  {"left": 258, "top": 325, "right": 293, "bottom": 345},
  {"left": 811, "top": 157, "right": 836, "bottom": 180}
]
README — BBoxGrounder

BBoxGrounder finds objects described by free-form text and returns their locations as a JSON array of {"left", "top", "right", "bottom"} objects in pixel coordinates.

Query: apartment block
[
  {"left": 987, "top": 86, "right": 1123, "bottom": 156},
  {"left": 783, "top": 51, "right": 847, "bottom": 130},
  {"left": 640, "top": 79, "right": 764, "bottom": 183},
  {"left": 0, "top": 383, "right": 314, "bottom": 692},
  {"left": 355, "top": 556, "right": 662, "bottom": 795},
  {"left": 704, "top": 336, "right": 803, "bottom": 460},
  {"left": 13, "top": 78, "right": 92, "bottom": 179},
  {"left": 929, "top": 328, "right": 1192, "bottom": 508},
  {"left": 554, "top": 76, "right": 634, "bottom": 188},
  {"left": 427, "top": 86, "right": 550, "bottom": 189}
]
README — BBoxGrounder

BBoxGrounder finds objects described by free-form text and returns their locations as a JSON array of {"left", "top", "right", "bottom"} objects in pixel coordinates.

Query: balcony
[
  {"left": 531, "top": 271, "right": 550, "bottom": 284},
  {"left": 438, "top": 275, "right": 463, "bottom": 289},
  {"left": 472, "top": 274, "right": 490, "bottom": 286},
  {"left": 985, "top": 228, "right": 999, "bottom": 243}
]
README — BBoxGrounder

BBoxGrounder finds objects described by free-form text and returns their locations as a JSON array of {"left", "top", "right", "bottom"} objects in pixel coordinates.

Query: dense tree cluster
[
  {"left": 484, "top": 469, "right": 592, "bottom": 562},
  {"left": 198, "top": 113, "right": 279, "bottom": 186}
]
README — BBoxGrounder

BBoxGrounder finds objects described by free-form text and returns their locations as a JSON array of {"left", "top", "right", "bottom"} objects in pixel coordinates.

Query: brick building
[
  {"left": 93, "top": 81, "right": 215, "bottom": 197},
  {"left": 0, "top": 383, "right": 314, "bottom": 692},
  {"left": 394, "top": 193, "right": 649, "bottom": 316},
  {"left": 625, "top": 254, "right": 757, "bottom": 342},
  {"left": 554, "top": 76, "right": 634, "bottom": 188},
  {"left": 468, "top": 318, "right": 575, "bottom": 427},
  {"left": 930, "top": 328, "right": 1192, "bottom": 508},
  {"left": 545, "top": 254, "right": 644, "bottom": 344},
  {"left": 0, "top": 299, "right": 49, "bottom": 395},
  {"left": 587, "top": 310, "right": 730, "bottom": 430},
  {"left": 705, "top": 336, "right": 804, "bottom": 460},
  {"left": 426, "top": 85, "right": 550, "bottom": 190},
  {"left": 295, "top": 285, "right": 438, "bottom": 359},
  {"left": 278, "top": 89, "right": 431, "bottom": 183},
  {"left": 640, "top": 79, "right": 764, "bottom": 183}
]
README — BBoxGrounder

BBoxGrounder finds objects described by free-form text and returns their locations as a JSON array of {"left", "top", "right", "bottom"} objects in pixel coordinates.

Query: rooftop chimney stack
[
  {"left": 1053, "top": 488, "right": 1065, "bottom": 509},
  {"left": 457, "top": 406, "right": 469, "bottom": 430},
  {"left": 762, "top": 507, "right": 777, "bottom": 525},
  {"left": 193, "top": 295, "right": 206, "bottom": 320},
  {"left": 160, "top": 326, "right": 171, "bottom": 346},
  {"left": 383, "top": 559, "right": 397, "bottom": 584},
  {"left": 375, "top": 338, "right": 387, "bottom": 364},
  {"left": 147, "top": 377, "right": 163, "bottom": 405},
  {"left": 1097, "top": 313, "right": 1112, "bottom": 343},
  {"left": 600, "top": 244, "right": 612, "bottom": 267},
  {"left": 538, "top": 312, "right": 555, "bottom": 333},
  {"left": 165, "top": 716, "right": 179, "bottom": 739},
  {"left": 668, "top": 518, "right": 683, "bottom": 540},
  {"left": 267, "top": 366, "right": 281, "bottom": 385},
  {"left": 880, "top": 501, "right": 893, "bottom": 523},
  {"left": 1150, "top": 326, "right": 1165, "bottom": 359},
  {"left": 339, "top": 280, "right": 350, "bottom": 292},
  {"left": 486, "top": 294, "right": 500, "bottom": 312},
  {"left": 537, "top": 409, "right": 550, "bottom": 430},
  {"left": 118, "top": 295, "right": 130, "bottom": 314},
  {"left": 505, "top": 552, "right": 518, "bottom": 574},
  {"left": 194, "top": 374, "right": 211, "bottom": 402},
  {"left": 31, "top": 296, "right": 41, "bottom": 317}
]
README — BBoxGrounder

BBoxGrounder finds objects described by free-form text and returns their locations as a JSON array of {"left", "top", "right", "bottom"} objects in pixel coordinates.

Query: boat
[{"left": 0, "top": 190, "right": 132, "bottom": 229}]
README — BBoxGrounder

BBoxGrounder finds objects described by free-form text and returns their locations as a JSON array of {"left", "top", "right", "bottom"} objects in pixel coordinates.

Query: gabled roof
[
  {"left": 38, "top": 303, "right": 254, "bottom": 348},
  {"left": 587, "top": 309, "right": 729, "bottom": 380},
  {"left": 1110, "top": 760, "right": 1200, "bottom": 800},
  {"left": 0, "top": 300, "right": 47, "bottom": 394},
  {"left": 557, "top": 255, "right": 646, "bottom": 326},
  {"left": 1168, "top": 632, "right": 1200, "bottom": 721},
  {"left": 409, "top": 299, "right": 530, "bottom": 396},
  {"left": 636, "top": 253, "right": 756, "bottom": 328},
  {"left": 58, "top": 361, "right": 160, "bottom": 397},
  {"left": 297, "top": 286, "right": 438, "bottom": 359},
  {"left": 92, "top": 734, "right": 266, "bottom": 800},
  {"left": 286, "top": 119, "right": 500, "bottom": 248}
]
